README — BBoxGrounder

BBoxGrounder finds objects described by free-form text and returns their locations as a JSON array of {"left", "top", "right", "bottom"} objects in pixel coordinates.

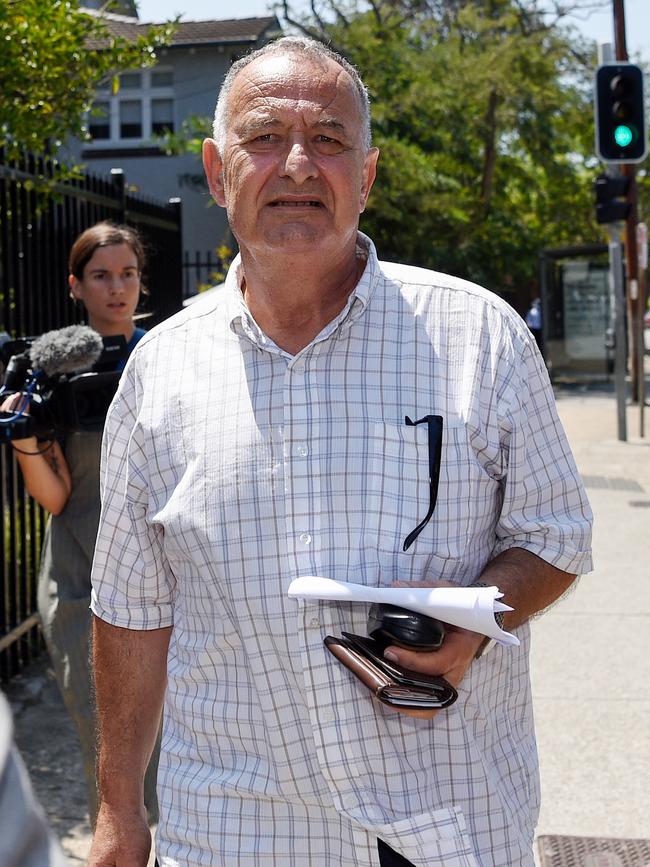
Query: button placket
[{"left": 283, "top": 355, "right": 321, "bottom": 575}]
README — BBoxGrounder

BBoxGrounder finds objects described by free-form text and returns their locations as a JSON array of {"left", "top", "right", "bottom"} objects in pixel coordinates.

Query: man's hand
[
  {"left": 380, "top": 552, "right": 578, "bottom": 720},
  {"left": 88, "top": 804, "right": 151, "bottom": 867},
  {"left": 382, "top": 624, "right": 484, "bottom": 720},
  {"left": 378, "top": 580, "right": 484, "bottom": 720}
]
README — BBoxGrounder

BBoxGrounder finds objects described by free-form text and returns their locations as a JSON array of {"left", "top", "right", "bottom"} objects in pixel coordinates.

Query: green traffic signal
[
  {"left": 595, "top": 63, "right": 646, "bottom": 163},
  {"left": 614, "top": 124, "right": 634, "bottom": 148}
]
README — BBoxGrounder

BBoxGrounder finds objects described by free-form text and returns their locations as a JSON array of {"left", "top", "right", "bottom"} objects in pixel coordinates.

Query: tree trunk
[{"left": 480, "top": 89, "right": 499, "bottom": 214}]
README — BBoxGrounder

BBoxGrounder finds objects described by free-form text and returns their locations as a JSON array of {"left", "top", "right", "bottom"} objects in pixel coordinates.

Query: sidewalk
[
  {"left": 531, "top": 384, "right": 650, "bottom": 852},
  {"left": 5, "top": 657, "right": 91, "bottom": 864},
  {"left": 3, "top": 383, "right": 649, "bottom": 864}
]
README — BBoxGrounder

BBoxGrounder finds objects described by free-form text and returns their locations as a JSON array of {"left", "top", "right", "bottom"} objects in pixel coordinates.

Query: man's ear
[
  {"left": 359, "top": 147, "right": 379, "bottom": 214},
  {"left": 203, "top": 138, "right": 226, "bottom": 207}
]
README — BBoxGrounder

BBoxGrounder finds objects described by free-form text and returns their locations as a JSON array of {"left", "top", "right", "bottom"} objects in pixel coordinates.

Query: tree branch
[{"left": 280, "top": 0, "right": 328, "bottom": 41}]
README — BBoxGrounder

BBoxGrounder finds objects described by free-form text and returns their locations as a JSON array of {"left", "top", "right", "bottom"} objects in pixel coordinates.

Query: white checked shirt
[{"left": 91, "top": 235, "right": 592, "bottom": 867}]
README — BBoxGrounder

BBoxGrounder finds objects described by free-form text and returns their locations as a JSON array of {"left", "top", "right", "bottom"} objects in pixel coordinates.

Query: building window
[
  {"left": 86, "top": 68, "right": 174, "bottom": 146},
  {"left": 151, "top": 70, "right": 173, "bottom": 87},
  {"left": 151, "top": 99, "right": 174, "bottom": 135},
  {"left": 88, "top": 101, "right": 110, "bottom": 140},
  {"left": 120, "top": 72, "right": 142, "bottom": 89},
  {"left": 120, "top": 100, "right": 143, "bottom": 138}
]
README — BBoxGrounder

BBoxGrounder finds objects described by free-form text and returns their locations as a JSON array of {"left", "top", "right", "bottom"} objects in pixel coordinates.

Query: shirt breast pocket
[{"left": 366, "top": 420, "right": 494, "bottom": 578}]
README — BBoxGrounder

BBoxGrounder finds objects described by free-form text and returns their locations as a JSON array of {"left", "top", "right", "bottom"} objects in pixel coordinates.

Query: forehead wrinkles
[{"left": 228, "top": 59, "right": 360, "bottom": 130}]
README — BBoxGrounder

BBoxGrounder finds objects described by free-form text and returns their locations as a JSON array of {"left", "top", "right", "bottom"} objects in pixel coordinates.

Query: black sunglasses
[{"left": 402, "top": 414, "right": 443, "bottom": 552}]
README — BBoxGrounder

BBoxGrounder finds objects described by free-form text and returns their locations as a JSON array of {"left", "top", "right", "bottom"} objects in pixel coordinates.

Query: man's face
[{"left": 203, "top": 53, "right": 378, "bottom": 259}]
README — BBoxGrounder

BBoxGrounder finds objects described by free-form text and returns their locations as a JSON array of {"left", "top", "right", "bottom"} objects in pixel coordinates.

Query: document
[{"left": 288, "top": 575, "right": 519, "bottom": 646}]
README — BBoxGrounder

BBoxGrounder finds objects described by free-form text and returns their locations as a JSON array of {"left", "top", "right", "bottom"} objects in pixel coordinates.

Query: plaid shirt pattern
[{"left": 91, "top": 235, "right": 592, "bottom": 867}]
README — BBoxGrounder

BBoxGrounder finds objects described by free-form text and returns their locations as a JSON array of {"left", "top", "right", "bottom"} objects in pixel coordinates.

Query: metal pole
[
  {"left": 613, "top": 0, "right": 628, "bottom": 58},
  {"left": 638, "top": 223, "right": 648, "bottom": 437},
  {"left": 612, "top": 0, "right": 641, "bottom": 402},
  {"left": 609, "top": 224, "right": 628, "bottom": 440},
  {"left": 638, "top": 273, "right": 645, "bottom": 436}
]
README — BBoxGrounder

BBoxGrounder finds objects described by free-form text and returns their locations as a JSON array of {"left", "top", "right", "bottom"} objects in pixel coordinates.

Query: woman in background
[{"left": 1, "top": 222, "right": 158, "bottom": 826}]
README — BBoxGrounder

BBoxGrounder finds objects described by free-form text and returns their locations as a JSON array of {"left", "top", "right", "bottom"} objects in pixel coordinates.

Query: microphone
[{"left": 29, "top": 325, "right": 104, "bottom": 377}]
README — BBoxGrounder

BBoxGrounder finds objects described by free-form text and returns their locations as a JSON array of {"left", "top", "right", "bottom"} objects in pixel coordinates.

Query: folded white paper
[{"left": 288, "top": 576, "right": 519, "bottom": 646}]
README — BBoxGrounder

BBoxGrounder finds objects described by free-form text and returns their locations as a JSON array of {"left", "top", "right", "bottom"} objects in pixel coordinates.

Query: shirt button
[
  {"left": 309, "top": 617, "right": 320, "bottom": 628},
  {"left": 293, "top": 362, "right": 305, "bottom": 373},
  {"left": 321, "top": 708, "right": 335, "bottom": 723},
  {"left": 299, "top": 532, "right": 312, "bottom": 545},
  {"left": 297, "top": 445, "right": 309, "bottom": 457}
]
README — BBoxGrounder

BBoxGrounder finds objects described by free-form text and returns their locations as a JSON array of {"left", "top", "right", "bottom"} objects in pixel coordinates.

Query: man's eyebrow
[
  {"left": 235, "top": 116, "right": 282, "bottom": 137},
  {"left": 312, "top": 118, "right": 348, "bottom": 136},
  {"left": 235, "top": 116, "right": 350, "bottom": 137}
]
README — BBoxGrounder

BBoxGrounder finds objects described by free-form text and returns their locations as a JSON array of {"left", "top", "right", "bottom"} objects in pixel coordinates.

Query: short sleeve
[
  {"left": 492, "top": 332, "right": 593, "bottom": 575},
  {"left": 90, "top": 350, "right": 176, "bottom": 629}
]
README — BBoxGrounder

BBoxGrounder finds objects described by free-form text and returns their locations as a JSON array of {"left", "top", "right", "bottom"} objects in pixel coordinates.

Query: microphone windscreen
[{"left": 29, "top": 325, "right": 104, "bottom": 377}]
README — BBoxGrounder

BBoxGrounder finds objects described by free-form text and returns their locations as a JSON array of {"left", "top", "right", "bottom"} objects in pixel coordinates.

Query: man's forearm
[
  {"left": 478, "top": 547, "right": 577, "bottom": 630},
  {"left": 92, "top": 617, "right": 171, "bottom": 811}
]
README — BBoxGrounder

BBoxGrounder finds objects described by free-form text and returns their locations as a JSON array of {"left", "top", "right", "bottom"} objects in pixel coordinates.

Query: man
[
  {"left": 89, "top": 37, "right": 592, "bottom": 867},
  {"left": 525, "top": 297, "right": 543, "bottom": 352}
]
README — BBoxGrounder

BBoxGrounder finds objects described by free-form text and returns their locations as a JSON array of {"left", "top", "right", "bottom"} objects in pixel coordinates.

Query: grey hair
[{"left": 212, "top": 36, "right": 372, "bottom": 152}]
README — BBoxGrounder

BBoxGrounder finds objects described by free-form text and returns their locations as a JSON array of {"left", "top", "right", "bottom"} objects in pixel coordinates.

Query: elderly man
[{"left": 89, "top": 37, "right": 592, "bottom": 867}]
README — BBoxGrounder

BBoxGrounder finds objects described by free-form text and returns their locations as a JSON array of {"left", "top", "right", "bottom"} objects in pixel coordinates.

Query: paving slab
[{"left": 532, "top": 384, "right": 650, "bottom": 855}]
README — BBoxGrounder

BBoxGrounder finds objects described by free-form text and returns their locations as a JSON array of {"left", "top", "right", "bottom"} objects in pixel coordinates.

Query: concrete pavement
[
  {"left": 532, "top": 384, "right": 650, "bottom": 851},
  {"left": 3, "top": 382, "right": 649, "bottom": 864}
]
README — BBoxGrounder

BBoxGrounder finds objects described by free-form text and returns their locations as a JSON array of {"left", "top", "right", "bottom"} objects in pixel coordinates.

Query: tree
[
  {"left": 161, "top": 0, "right": 649, "bottom": 301},
  {"left": 0, "top": 0, "right": 174, "bottom": 165},
  {"left": 279, "top": 0, "right": 633, "bottom": 299}
]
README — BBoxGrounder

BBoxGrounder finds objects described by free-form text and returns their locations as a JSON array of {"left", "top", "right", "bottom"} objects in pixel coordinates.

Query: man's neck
[{"left": 238, "top": 242, "right": 366, "bottom": 355}]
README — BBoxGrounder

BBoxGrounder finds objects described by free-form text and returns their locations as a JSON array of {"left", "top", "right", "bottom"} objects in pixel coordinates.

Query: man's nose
[
  {"left": 280, "top": 141, "right": 318, "bottom": 184},
  {"left": 108, "top": 276, "right": 125, "bottom": 293}
]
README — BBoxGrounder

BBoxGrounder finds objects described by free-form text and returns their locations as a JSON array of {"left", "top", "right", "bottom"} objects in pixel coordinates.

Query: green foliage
[
  {"left": 197, "top": 245, "right": 234, "bottom": 293},
  {"left": 0, "top": 0, "right": 174, "bottom": 165},
  {"left": 307, "top": 0, "right": 611, "bottom": 295},
  {"left": 157, "top": 114, "right": 213, "bottom": 193},
  {"left": 163, "top": 0, "right": 649, "bottom": 298}
]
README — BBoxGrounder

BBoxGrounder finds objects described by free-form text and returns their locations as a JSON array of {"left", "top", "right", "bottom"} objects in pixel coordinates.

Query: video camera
[{"left": 0, "top": 325, "right": 127, "bottom": 442}]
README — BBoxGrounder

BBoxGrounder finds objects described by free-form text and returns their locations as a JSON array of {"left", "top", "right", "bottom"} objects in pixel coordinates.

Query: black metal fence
[
  {"left": 182, "top": 248, "right": 226, "bottom": 299},
  {"left": 0, "top": 150, "right": 183, "bottom": 680}
]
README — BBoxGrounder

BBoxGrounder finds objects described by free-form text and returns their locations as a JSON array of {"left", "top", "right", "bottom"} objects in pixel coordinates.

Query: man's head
[
  {"left": 202, "top": 37, "right": 378, "bottom": 261},
  {"left": 212, "top": 38, "right": 373, "bottom": 154}
]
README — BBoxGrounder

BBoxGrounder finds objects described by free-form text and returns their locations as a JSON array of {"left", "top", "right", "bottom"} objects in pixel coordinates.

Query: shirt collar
[{"left": 224, "top": 232, "right": 380, "bottom": 352}]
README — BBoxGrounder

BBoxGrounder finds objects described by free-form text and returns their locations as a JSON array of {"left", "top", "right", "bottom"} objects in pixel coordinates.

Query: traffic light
[
  {"left": 593, "top": 173, "right": 631, "bottom": 224},
  {"left": 595, "top": 63, "right": 646, "bottom": 163}
]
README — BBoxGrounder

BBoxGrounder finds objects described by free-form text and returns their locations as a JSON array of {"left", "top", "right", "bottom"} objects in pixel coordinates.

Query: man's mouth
[{"left": 268, "top": 200, "right": 322, "bottom": 208}]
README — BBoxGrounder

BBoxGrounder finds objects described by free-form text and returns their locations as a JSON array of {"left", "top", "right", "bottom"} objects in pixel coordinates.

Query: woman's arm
[{"left": 1, "top": 395, "right": 72, "bottom": 514}]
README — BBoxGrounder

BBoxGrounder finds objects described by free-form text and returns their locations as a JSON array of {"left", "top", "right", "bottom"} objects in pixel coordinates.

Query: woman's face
[{"left": 69, "top": 243, "right": 141, "bottom": 337}]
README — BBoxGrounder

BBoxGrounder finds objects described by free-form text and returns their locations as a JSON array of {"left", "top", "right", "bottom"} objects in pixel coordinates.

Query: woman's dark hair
[{"left": 68, "top": 222, "right": 147, "bottom": 291}]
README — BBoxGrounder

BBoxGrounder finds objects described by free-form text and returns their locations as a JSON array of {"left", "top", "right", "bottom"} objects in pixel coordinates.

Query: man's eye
[
  {"left": 316, "top": 135, "right": 344, "bottom": 149},
  {"left": 253, "top": 133, "right": 275, "bottom": 143}
]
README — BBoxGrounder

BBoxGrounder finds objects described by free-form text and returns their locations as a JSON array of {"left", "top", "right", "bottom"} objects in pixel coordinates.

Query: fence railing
[
  {"left": 0, "top": 150, "right": 184, "bottom": 680},
  {"left": 182, "top": 248, "right": 226, "bottom": 299}
]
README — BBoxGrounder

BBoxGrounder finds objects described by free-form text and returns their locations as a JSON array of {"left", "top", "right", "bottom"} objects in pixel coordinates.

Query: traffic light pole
[
  {"left": 613, "top": 0, "right": 642, "bottom": 404},
  {"left": 607, "top": 220, "right": 628, "bottom": 441}
]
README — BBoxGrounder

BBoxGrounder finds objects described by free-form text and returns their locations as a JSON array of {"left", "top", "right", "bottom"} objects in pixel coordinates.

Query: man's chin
[{"left": 262, "top": 225, "right": 326, "bottom": 250}]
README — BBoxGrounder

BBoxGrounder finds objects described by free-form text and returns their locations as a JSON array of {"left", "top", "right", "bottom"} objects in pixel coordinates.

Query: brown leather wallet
[{"left": 324, "top": 633, "right": 457, "bottom": 709}]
